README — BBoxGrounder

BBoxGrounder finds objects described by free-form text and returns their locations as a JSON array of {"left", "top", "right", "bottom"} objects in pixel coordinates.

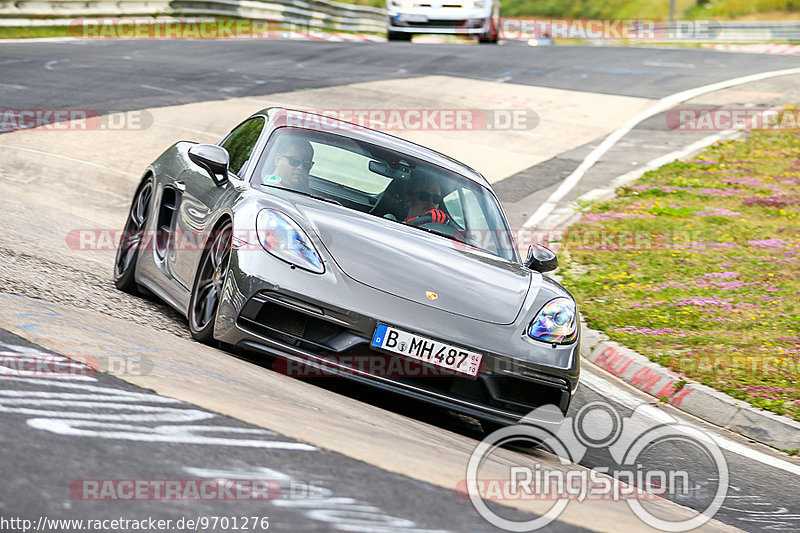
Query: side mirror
[
  {"left": 189, "top": 144, "right": 229, "bottom": 186},
  {"left": 524, "top": 244, "right": 558, "bottom": 273}
]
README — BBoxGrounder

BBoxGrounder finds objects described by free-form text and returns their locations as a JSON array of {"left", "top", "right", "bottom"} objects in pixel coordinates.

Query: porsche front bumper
[{"left": 214, "top": 246, "right": 580, "bottom": 427}]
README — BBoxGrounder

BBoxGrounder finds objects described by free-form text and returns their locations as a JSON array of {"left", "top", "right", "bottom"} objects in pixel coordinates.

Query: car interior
[{"left": 250, "top": 127, "right": 516, "bottom": 259}]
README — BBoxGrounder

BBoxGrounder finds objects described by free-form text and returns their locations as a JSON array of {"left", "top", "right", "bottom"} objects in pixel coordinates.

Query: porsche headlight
[
  {"left": 528, "top": 298, "right": 577, "bottom": 344},
  {"left": 256, "top": 209, "right": 324, "bottom": 274}
]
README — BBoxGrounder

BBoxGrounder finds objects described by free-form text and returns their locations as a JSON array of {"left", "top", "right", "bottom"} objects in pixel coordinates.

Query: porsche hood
[{"left": 298, "top": 204, "right": 533, "bottom": 325}]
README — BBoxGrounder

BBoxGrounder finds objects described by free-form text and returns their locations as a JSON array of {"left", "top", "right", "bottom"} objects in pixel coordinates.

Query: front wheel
[
  {"left": 188, "top": 220, "right": 232, "bottom": 344},
  {"left": 114, "top": 178, "right": 153, "bottom": 293}
]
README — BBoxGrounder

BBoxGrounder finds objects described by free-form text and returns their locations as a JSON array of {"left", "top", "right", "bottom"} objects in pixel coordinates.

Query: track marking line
[
  {"left": 150, "top": 121, "right": 220, "bottom": 138},
  {"left": 548, "top": 130, "right": 738, "bottom": 228},
  {"left": 0, "top": 144, "right": 136, "bottom": 177},
  {"left": 139, "top": 83, "right": 182, "bottom": 95},
  {"left": 44, "top": 59, "right": 68, "bottom": 70},
  {"left": 580, "top": 369, "right": 800, "bottom": 477},
  {"left": 524, "top": 66, "right": 800, "bottom": 228},
  {"left": 0, "top": 37, "right": 82, "bottom": 44}
]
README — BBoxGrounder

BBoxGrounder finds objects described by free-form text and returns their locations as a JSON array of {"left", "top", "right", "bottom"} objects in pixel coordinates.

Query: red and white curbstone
[{"left": 580, "top": 323, "right": 800, "bottom": 450}]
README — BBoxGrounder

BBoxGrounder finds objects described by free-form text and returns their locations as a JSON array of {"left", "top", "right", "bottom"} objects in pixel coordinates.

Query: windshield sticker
[{"left": 263, "top": 174, "right": 282, "bottom": 185}]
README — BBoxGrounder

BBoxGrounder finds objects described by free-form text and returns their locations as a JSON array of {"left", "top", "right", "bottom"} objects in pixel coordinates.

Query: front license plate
[
  {"left": 371, "top": 324, "right": 483, "bottom": 377},
  {"left": 397, "top": 14, "right": 429, "bottom": 22}
]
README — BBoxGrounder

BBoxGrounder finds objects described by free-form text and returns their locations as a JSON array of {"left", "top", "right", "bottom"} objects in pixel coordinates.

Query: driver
[
  {"left": 265, "top": 135, "right": 314, "bottom": 192},
  {"left": 401, "top": 176, "right": 450, "bottom": 226}
]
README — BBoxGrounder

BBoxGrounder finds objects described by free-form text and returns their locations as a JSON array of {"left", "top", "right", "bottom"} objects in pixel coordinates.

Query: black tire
[
  {"left": 481, "top": 420, "right": 505, "bottom": 436},
  {"left": 387, "top": 31, "right": 412, "bottom": 41},
  {"left": 188, "top": 220, "right": 233, "bottom": 344},
  {"left": 478, "top": 17, "right": 498, "bottom": 44},
  {"left": 113, "top": 178, "right": 153, "bottom": 293}
]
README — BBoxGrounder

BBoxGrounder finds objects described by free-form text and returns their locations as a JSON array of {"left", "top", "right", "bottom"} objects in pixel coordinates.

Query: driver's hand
[{"left": 406, "top": 209, "right": 450, "bottom": 225}]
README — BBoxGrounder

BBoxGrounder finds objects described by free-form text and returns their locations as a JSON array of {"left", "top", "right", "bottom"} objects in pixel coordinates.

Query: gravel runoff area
[{"left": 0, "top": 245, "right": 191, "bottom": 340}]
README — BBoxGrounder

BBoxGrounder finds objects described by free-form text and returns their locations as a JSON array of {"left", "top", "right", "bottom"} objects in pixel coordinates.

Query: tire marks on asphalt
[
  {"left": 0, "top": 335, "right": 314, "bottom": 450},
  {"left": 0, "top": 328, "right": 552, "bottom": 532}
]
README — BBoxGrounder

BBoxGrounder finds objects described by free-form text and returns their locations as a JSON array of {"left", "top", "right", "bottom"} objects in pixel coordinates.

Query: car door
[{"left": 170, "top": 116, "right": 266, "bottom": 289}]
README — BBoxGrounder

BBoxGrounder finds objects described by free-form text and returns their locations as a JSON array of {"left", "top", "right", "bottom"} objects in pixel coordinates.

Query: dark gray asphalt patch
[
  {"left": 573, "top": 385, "right": 800, "bottom": 533},
  {"left": 492, "top": 145, "right": 593, "bottom": 204},
  {"left": 0, "top": 328, "right": 591, "bottom": 533},
  {"left": 2, "top": 41, "right": 800, "bottom": 132}
]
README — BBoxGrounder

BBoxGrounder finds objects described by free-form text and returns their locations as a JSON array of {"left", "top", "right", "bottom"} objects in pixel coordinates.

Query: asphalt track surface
[
  {"left": 3, "top": 39, "right": 800, "bottom": 109},
  {"left": 0, "top": 329, "right": 560, "bottom": 533},
  {"left": 1, "top": 39, "right": 800, "bottom": 533}
]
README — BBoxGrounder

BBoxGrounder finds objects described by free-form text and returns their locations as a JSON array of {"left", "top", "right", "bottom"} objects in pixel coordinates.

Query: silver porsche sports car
[{"left": 114, "top": 107, "right": 580, "bottom": 429}]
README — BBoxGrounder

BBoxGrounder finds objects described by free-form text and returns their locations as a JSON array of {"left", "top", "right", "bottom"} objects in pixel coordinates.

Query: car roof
[{"left": 254, "top": 107, "right": 493, "bottom": 190}]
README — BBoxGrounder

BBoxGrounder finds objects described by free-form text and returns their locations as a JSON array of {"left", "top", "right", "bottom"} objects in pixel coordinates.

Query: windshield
[{"left": 251, "top": 127, "right": 517, "bottom": 262}]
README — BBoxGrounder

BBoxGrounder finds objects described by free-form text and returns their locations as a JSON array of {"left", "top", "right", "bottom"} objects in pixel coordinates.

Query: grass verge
[
  {"left": 0, "top": 26, "right": 76, "bottom": 39},
  {"left": 560, "top": 116, "right": 800, "bottom": 421}
]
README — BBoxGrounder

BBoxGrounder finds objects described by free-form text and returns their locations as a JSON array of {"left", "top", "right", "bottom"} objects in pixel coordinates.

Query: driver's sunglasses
[
  {"left": 283, "top": 154, "right": 314, "bottom": 171},
  {"left": 411, "top": 190, "right": 442, "bottom": 205}
]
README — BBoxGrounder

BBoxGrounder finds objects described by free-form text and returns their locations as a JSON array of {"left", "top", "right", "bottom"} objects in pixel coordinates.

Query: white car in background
[{"left": 386, "top": 0, "right": 499, "bottom": 43}]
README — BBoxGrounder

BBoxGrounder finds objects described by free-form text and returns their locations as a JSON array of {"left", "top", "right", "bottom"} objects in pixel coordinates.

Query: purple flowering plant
[{"left": 561, "top": 127, "right": 800, "bottom": 420}]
